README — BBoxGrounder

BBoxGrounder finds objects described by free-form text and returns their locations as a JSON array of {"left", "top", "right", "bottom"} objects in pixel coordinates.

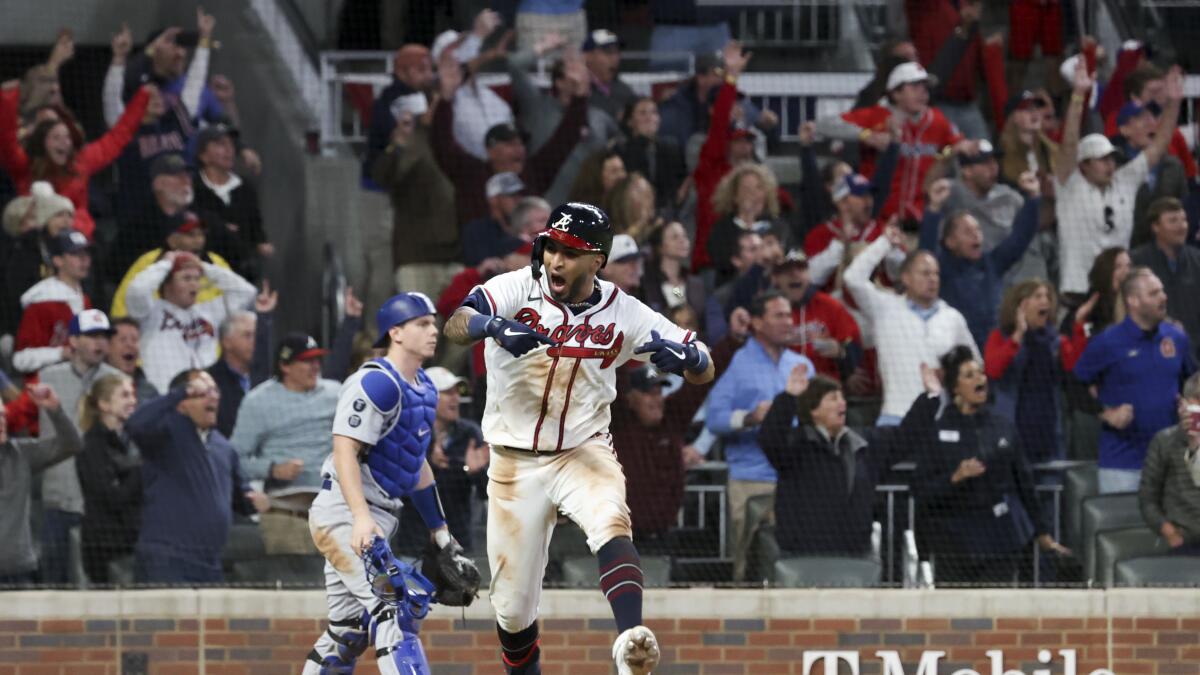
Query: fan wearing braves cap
[
  {"left": 12, "top": 228, "right": 93, "bottom": 374},
  {"left": 1053, "top": 56, "right": 1183, "bottom": 298},
  {"left": 35, "top": 309, "right": 120, "bottom": 584},
  {"left": 446, "top": 201, "right": 715, "bottom": 675},
  {"left": 816, "top": 61, "right": 977, "bottom": 225},
  {"left": 302, "top": 292, "right": 479, "bottom": 674}
]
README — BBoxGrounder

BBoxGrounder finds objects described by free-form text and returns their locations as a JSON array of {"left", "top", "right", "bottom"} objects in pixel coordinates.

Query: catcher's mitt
[{"left": 421, "top": 539, "right": 481, "bottom": 607}]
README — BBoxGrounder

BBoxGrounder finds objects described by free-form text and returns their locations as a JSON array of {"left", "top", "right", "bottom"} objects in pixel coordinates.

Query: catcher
[{"left": 303, "top": 293, "right": 480, "bottom": 674}]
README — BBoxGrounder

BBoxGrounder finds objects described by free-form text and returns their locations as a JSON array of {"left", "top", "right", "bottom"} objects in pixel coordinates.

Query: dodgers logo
[
  {"left": 353, "top": 399, "right": 366, "bottom": 412},
  {"left": 348, "top": 415, "right": 362, "bottom": 428},
  {"left": 1161, "top": 337, "right": 1177, "bottom": 358}
]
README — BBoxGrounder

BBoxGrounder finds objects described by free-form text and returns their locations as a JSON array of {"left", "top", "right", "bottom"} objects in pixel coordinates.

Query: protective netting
[{"left": 2, "top": 0, "right": 1200, "bottom": 592}]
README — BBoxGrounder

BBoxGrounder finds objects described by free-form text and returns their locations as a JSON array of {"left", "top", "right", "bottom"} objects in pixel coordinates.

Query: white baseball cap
[
  {"left": 486, "top": 172, "right": 526, "bottom": 199},
  {"left": 886, "top": 62, "right": 930, "bottom": 91},
  {"left": 425, "top": 366, "right": 467, "bottom": 393},
  {"left": 1077, "top": 133, "right": 1117, "bottom": 162},
  {"left": 431, "top": 29, "right": 481, "bottom": 64},
  {"left": 609, "top": 234, "right": 641, "bottom": 263}
]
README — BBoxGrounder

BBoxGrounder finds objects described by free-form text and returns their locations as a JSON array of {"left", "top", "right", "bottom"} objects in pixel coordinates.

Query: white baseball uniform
[{"left": 463, "top": 267, "right": 708, "bottom": 632}]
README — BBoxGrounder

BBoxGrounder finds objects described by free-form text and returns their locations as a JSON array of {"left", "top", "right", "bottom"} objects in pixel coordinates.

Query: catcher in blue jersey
[{"left": 303, "top": 293, "right": 480, "bottom": 674}]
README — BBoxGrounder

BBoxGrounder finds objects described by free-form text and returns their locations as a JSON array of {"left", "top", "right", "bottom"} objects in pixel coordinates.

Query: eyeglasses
[{"left": 1103, "top": 205, "right": 1115, "bottom": 233}]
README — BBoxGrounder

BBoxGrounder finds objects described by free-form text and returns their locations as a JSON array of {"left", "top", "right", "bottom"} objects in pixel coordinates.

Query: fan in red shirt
[
  {"left": 830, "top": 63, "right": 974, "bottom": 225},
  {"left": 768, "top": 251, "right": 862, "bottom": 381},
  {"left": 13, "top": 228, "right": 94, "bottom": 374},
  {"left": 0, "top": 82, "right": 152, "bottom": 240}
]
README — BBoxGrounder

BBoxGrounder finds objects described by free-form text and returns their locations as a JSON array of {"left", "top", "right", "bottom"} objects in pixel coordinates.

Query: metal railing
[{"left": 316, "top": 50, "right": 873, "bottom": 149}]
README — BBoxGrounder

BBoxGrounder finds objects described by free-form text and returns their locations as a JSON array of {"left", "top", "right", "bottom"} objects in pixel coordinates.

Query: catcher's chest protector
[{"left": 364, "top": 358, "right": 437, "bottom": 498}]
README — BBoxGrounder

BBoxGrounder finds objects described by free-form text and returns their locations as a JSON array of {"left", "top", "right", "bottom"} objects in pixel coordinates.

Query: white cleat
[{"left": 612, "top": 625, "right": 660, "bottom": 675}]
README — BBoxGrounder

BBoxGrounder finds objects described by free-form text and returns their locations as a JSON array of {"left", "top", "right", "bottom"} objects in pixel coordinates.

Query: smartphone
[
  {"left": 390, "top": 92, "right": 428, "bottom": 120},
  {"left": 1187, "top": 404, "right": 1200, "bottom": 433}
]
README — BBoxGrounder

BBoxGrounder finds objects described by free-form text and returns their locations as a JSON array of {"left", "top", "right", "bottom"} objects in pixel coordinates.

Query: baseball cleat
[{"left": 612, "top": 625, "right": 660, "bottom": 675}]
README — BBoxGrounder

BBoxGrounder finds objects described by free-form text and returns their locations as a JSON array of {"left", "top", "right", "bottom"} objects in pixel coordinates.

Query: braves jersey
[
  {"left": 464, "top": 267, "right": 707, "bottom": 453},
  {"left": 327, "top": 364, "right": 411, "bottom": 509},
  {"left": 842, "top": 105, "right": 962, "bottom": 221}
]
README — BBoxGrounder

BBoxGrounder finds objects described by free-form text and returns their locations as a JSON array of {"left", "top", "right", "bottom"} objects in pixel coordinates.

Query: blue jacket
[
  {"left": 705, "top": 338, "right": 814, "bottom": 481},
  {"left": 919, "top": 197, "right": 1040, "bottom": 348},
  {"left": 126, "top": 388, "right": 256, "bottom": 564},
  {"left": 987, "top": 327, "right": 1067, "bottom": 464},
  {"left": 1073, "top": 317, "right": 1196, "bottom": 470}
]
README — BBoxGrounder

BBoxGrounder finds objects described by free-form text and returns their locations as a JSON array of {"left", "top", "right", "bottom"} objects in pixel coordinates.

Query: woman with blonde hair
[
  {"left": 707, "top": 163, "right": 780, "bottom": 286},
  {"left": 75, "top": 373, "right": 141, "bottom": 583},
  {"left": 983, "top": 279, "right": 1092, "bottom": 464}
]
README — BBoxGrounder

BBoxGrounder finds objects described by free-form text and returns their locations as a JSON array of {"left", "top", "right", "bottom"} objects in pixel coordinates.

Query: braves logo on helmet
[{"left": 551, "top": 213, "right": 572, "bottom": 231}]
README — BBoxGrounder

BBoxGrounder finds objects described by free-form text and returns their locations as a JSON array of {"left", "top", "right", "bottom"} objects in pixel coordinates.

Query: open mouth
[
  {"left": 974, "top": 383, "right": 988, "bottom": 395},
  {"left": 548, "top": 272, "right": 568, "bottom": 296}
]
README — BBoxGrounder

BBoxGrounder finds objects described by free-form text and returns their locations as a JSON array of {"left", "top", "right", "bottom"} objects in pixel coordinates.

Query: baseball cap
[
  {"left": 425, "top": 366, "right": 467, "bottom": 393},
  {"left": 628, "top": 364, "right": 670, "bottom": 392},
  {"left": 1003, "top": 90, "right": 1045, "bottom": 118},
  {"left": 1077, "top": 133, "right": 1118, "bottom": 162},
  {"left": 776, "top": 248, "right": 809, "bottom": 270},
  {"left": 195, "top": 123, "right": 238, "bottom": 155},
  {"left": 695, "top": 51, "right": 723, "bottom": 74},
  {"left": 1117, "top": 101, "right": 1151, "bottom": 127},
  {"left": 163, "top": 210, "right": 204, "bottom": 238},
  {"left": 582, "top": 29, "right": 620, "bottom": 52},
  {"left": 886, "top": 62, "right": 931, "bottom": 91},
  {"left": 486, "top": 172, "right": 526, "bottom": 199},
  {"left": 609, "top": 234, "right": 641, "bottom": 263},
  {"left": 485, "top": 122, "right": 527, "bottom": 148},
  {"left": 958, "top": 138, "right": 997, "bottom": 167},
  {"left": 149, "top": 153, "right": 190, "bottom": 180},
  {"left": 276, "top": 332, "right": 329, "bottom": 365},
  {"left": 69, "top": 309, "right": 113, "bottom": 337},
  {"left": 831, "top": 174, "right": 872, "bottom": 202},
  {"left": 48, "top": 228, "right": 90, "bottom": 256}
]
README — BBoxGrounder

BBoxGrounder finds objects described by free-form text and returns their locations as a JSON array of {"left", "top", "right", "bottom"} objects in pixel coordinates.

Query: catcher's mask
[{"left": 362, "top": 536, "right": 435, "bottom": 620}]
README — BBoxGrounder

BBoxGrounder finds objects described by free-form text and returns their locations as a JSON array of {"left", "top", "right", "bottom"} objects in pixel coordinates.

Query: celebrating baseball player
[
  {"left": 303, "top": 292, "right": 480, "bottom": 674},
  {"left": 446, "top": 202, "right": 715, "bottom": 675}
]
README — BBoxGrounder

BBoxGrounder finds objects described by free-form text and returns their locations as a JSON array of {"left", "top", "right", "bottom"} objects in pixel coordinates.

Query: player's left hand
[
  {"left": 423, "top": 537, "right": 481, "bottom": 606},
  {"left": 633, "top": 330, "right": 707, "bottom": 375}
]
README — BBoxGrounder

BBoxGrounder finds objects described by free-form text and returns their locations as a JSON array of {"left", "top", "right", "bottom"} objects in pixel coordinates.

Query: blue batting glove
[
  {"left": 633, "top": 330, "right": 708, "bottom": 375},
  {"left": 473, "top": 315, "right": 555, "bottom": 358}
]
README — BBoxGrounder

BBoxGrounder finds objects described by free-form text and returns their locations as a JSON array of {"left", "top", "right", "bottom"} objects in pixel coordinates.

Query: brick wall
[{"left": 0, "top": 590, "right": 1197, "bottom": 674}]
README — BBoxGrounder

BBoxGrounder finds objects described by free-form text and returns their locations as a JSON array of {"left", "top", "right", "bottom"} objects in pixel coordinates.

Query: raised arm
[
  {"left": 103, "top": 24, "right": 132, "bottom": 127},
  {"left": 203, "top": 262, "right": 257, "bottom": 310},
  {"left": 181, "top": 8, "right": 215, "bottom": 118},
  {"left": 1144, "top": 68, "right": 1184, "bottom": 169},
  {"left": 22, "top": 388, "right": 81, "bottom": 472},
  {"left": 124, "top": 258, "right": 173, "bottom": 320},
  {"left": 76, "top": 85, "right": 151, "bottom": 175},
  {"left": 126, "top": 387, "right": 189, "bottom": 453},
  {"left": 1055, "top": 58, "right": 1094, "bottom": 186},
  {"left": 0, "top": 83, "right": 29, "bottom": 176},
  {"left": 843, "top": 225, "right": 902, "bottom": 318}
]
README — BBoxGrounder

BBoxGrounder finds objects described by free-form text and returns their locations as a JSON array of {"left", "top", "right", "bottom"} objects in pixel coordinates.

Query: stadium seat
[
  {"left": 1079, "top": 493, "right": 1141, "bottom": 581},
  {"left": 1062, "top": 462, "right": 1098, "bottom": 551},
  {"left": 222, "top": 521, "right": 267, "bottom": 564},
  {"left": 1094, "top": 527, "right": 1163, "bottom": 587},
  {"left": 773, "top": 557, "right": 881, "bottom": 588},
  {"left": 229, "top": 555, "right": 326, "bottom": 586},
  {"left": 1115, "top": 556, "right": 1200, "bottom": 586},
  {"left": 560, "top": 555, "right": 671, "bottom": 588},
  {"left": 753, "top": 525, "right": 781, "bottom": 583}
]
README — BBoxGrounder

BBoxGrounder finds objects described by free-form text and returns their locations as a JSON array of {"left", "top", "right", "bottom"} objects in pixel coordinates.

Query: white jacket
[
  {"left": 843, "top": 236, "right": 979, "bottom": 418},
  {"left": 126, "top": 259, "right": 256, "bottom": 393}
]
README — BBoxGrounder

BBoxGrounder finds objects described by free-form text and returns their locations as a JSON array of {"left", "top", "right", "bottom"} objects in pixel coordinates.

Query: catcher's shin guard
[
  {"left": 376, "top": 627, "right": 431, "bottom": 675},
  {"left": 303, "top": 610, "right": 371, "bottom": 674}
]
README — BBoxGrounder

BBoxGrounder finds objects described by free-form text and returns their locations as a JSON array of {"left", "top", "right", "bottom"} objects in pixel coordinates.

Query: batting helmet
[
  {"left": 531, "top": 202, "right": 614, "bottom": 279},
  {"left": 374, "top": 292, "right": 437, "bottom": 347}
]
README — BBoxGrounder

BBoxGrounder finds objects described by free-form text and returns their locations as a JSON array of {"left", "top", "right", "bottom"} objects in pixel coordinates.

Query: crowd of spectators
[{"left": 3, "top": 0, "right": 1200, "bottom": 588}]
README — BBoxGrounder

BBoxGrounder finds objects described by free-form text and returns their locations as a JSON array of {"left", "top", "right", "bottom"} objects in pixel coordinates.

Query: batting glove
[
  {"left": 633, "top": 330, "right": 709, "bottom": 375},
  {"left": 469, "top": 314, "right": 555, "bottom": 358}
]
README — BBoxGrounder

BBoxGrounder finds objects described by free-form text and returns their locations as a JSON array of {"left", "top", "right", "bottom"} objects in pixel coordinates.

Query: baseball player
[
  {"left": 446, "top": 202, "right": 715, "bottom": 675},
  {"left": 303, "top": 292, "right": 480, "bottom": 674}
]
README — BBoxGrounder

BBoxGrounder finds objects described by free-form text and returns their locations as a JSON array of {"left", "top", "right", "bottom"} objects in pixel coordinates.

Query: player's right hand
[
  {"left": 484, "top": 316, "right": 556, "bottom": 358},
  {"left": 351, "top": 515, "right": 386, "bottom": 555}
]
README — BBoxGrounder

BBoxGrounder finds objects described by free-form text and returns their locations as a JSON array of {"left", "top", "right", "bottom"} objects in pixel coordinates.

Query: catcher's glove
[{"left": 421, "top": 539, "right": 481, "bottom": 607}]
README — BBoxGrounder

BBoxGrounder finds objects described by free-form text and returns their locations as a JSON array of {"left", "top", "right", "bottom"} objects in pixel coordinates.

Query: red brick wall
[{"left": 2, "top": 616, "right": 1199, "bottom": 675}]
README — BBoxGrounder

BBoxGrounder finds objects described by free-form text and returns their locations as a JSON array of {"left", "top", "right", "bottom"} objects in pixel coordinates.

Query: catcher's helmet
[
  {"left": 531, "top": 202, "right": 613, "bottom": 279},
  {"left": 373, "top": 292, "right": 437, "bottom": 347}
]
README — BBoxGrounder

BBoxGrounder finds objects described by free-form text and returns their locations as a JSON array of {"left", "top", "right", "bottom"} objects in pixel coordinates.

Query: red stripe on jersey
[
  {"left": 482, "top": 288, "right": 498, "bottom": 315},
  {"left": 555, "top": 357, "right": 583, "bottom": 452},
  {"left": 532, "top": 294, "right": 570, "bottom": 452}
]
